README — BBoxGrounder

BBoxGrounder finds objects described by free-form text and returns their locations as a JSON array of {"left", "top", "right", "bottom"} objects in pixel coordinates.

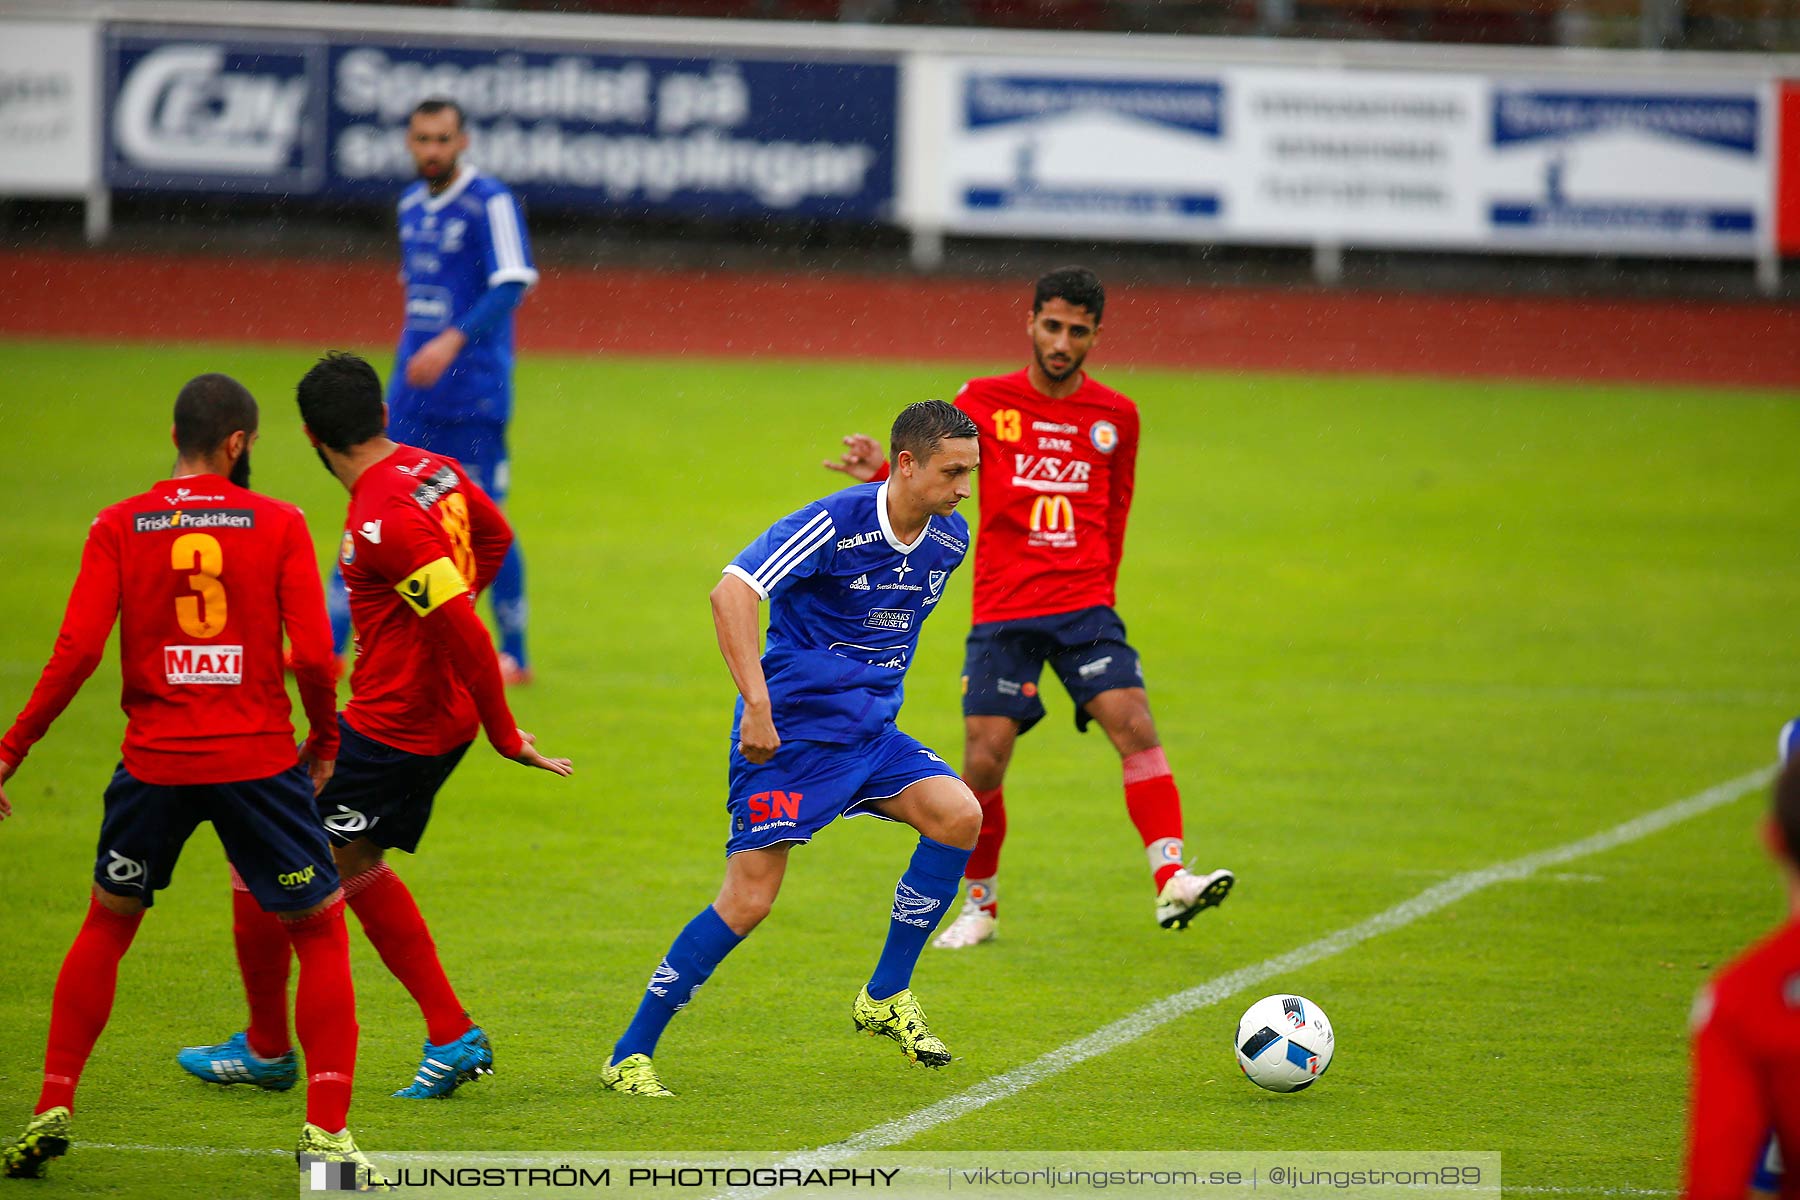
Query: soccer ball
[{"left": 1234, "top": 994, "right": 1335, "bottom": 1092}]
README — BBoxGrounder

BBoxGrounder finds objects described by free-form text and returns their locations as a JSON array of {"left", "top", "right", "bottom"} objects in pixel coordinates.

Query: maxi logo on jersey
[{"left": 164, "top": 644, "right": 244, "bottom": 685}]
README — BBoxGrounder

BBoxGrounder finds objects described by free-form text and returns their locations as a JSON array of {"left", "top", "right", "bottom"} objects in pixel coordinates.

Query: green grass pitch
[{"left": 0, "top": 337, "right": 1794, "bottom": 1196}]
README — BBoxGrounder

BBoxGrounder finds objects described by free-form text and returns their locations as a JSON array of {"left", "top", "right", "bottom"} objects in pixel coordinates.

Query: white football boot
[
  {"left": 931, "top": 905, "right": 997, "bottom": 949},
  {"left": 1155, "top": 867, "right": 1235, "bottom": 930}
]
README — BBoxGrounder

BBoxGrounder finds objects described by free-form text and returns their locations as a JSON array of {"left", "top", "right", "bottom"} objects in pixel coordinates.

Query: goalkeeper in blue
[{"left": 602, "top": 401, "right": 983, "bottom": 1097}]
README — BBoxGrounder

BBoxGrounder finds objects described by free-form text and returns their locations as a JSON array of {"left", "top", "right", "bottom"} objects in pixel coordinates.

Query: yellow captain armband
[{"left": 394, "top": 557, "right": 470, "bottom": 617}]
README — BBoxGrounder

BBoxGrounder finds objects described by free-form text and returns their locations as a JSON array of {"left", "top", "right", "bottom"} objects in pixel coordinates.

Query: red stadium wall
[{"left": 1, "top": 249, "right": 1796, "bottom": 388}]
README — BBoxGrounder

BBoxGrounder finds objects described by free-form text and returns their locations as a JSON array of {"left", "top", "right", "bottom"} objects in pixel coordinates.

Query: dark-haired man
[
  {"left": 326, "top": 97, "right": 538, "bottom": 684},
  {"left": 829, "top": 267, "right": 1232, "bottom": 946},
  {"left": 182, "top": 352, "right": 570, "bottom": 1102},
  {"left": 1682, "top": 726, "right": 1800, "bottom": 1199},
  {"left": 603, "top": 401, "right": 981, "bottom": 1098},
  {"left": 0, "top": 375, "right": 372, "bottom": 1183}
]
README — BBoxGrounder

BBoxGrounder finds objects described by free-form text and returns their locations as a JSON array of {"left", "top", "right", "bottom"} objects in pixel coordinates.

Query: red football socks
[
  {"left": 344, "top": 863, "right": 472, "bottom": 1046},
  {"left": 36, "top": 896, "right": 143, "bottom": 1114},
  {"left": 232, "top": 882, "right": 295, "bottom": 1059},
  {"left": 283, "top": 898, "right": 357, "bottom": 1133},
  {"left": 1123, "top": 746, "right": 1186, "bottom": 890},
  {"left": 963, "top": 787, "right": 1006, "bottom": 915}
]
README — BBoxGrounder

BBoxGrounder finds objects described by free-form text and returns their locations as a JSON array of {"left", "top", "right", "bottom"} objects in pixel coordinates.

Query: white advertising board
[
  {"left": 924, "top": 57, "right": 1773, "bottom": 258},
  {"left": 0, "top": 20, "right": 99, "bottom": 195}
]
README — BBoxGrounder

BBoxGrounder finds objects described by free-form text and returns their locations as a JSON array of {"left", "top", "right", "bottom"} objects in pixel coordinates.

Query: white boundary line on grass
[
  {"left": 766, "top": 765, "right": 1774, "bottom": 1167},
  {"left": 72, "top": 766, "right": 1770, "bottom": 1176}
]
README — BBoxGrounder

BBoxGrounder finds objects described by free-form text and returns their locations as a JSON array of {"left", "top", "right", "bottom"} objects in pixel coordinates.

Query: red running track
[{"left": 2, "top": 249, "right": 1795, "bottom": 388}]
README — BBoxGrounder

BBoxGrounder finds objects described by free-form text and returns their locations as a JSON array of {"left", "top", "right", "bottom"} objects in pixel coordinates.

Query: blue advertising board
[
  {"left": 105, "top": 29, "right": 329, "bottom": 195},
  {"left": 105, "top": 27, "right": 898, "bottom": 221}
]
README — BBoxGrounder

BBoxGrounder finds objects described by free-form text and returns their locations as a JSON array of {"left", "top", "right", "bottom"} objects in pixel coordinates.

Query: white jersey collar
[
  {"left": 422, "top": 165, "right": 479, "bottom": 214},
  {"left": 875, "top": 481, "right": 930, "bottom": 555}
]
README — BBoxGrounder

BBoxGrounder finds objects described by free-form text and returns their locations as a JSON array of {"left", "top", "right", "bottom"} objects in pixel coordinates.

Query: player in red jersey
[
  {"left": 0, "top": 375, "right": 374, "bottom": 1184},
  {"left": 1683, "top": 749, "right": 1800, "bottom": 1199},
  {"left": 178, "top": 352, "right": 571, "bottom": 1102},
  {"left": 827, "top": 267, "right": 1232, "bottom": 945}
]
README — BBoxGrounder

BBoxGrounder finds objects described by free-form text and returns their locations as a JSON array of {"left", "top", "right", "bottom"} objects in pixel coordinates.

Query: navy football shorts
[
  {"left": 386, "top": 416, "right": 510, "bottom": 506},
  {"left": 961, "top": 605, "right": 1145, "bottom": 735},
  {"left": 96, "top": 763, "right": 339, "bottom": 912},
  {"left": 316, "top": 716, "right": 470, "bottom": 854},
  {"left": 724, "top": 727, "right": 960, "bottom": 856}
]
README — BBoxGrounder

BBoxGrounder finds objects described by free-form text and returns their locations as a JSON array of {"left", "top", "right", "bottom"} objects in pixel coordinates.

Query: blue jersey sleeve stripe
[
  {"left": 752, "top": 518, "right": 834, "bottom": 591},
  {"left": 751, "top": 512, "right": 834, "bottom": 590},
  {"left": 487, "top": 194, "right": 530, "bottom": 273}
]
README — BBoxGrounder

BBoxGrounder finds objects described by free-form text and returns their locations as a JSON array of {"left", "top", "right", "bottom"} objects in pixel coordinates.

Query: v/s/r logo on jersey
[{"left": 1012, "top": 454, "right": 1092, "bottom": 494}]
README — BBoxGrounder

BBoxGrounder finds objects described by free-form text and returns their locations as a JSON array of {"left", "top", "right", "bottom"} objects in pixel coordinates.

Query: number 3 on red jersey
[{"left": 172, "top": 533, "right": 227, "bottom": 637}]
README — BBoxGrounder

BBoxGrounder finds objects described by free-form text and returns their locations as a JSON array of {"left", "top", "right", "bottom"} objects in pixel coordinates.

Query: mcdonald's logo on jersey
[
  {"left": 1030, "top": 495, "right": 1076, "bottom": 532},
  {"left": 1028, "top": 495, "right": 1078, "bottom": 548}
]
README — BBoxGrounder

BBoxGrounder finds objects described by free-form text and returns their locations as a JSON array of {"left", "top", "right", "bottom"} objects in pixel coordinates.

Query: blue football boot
[
  {"left": 392, "top": 1026, "right": 494, "bottom": 1099},
  {"left": 177, "top": 1031, "right": 298, "bottom": 1091}
]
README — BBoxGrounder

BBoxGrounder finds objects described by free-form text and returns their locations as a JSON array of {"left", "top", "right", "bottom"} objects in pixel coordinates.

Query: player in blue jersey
[
  {"left": 325, "top": 98, "right": 538, "bottom": 683},
  {"left": 601, "top": 401, "right": 984, "bottom": 1097}
]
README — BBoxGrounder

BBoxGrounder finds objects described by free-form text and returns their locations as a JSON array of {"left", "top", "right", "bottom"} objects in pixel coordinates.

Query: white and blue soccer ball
[{"left": 1235, "top": 994, "right": 1335, "bottom": 1093}]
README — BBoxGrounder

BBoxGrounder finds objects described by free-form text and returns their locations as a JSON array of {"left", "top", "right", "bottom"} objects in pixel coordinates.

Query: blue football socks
[
  {"left": 867, "top": 835, "right": 972, "bottom": 1001},
  {"left": 612, "top": 905, "right": 743, "bottom": 1063}
]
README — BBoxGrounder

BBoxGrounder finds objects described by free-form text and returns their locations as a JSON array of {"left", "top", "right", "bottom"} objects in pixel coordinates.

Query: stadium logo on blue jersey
[{"left": 837, "top": 529, "right": 882, "bottom": 551}]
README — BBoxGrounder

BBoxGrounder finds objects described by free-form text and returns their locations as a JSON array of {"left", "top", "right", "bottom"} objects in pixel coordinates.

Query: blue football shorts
[
  {"left": 961, "top": 604, "right": 1145, "bottom": 735},
  {"left": 96, "top": 763, "right": 339, "bottom": 912},
  {"left": 387, "top": 416, "right": 510, "bottom": 506},
  {"left": 724, "top": 727, "right": 960, "bottom": 856},
  {"left": 315, "top": 716, "right": 470, "bottom": 854}
]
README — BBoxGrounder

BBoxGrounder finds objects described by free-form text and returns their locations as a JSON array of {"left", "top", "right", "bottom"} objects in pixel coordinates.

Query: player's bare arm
[
  {"left": 711, "top": 574, "right": 779, "bottom": 764},
  {"left": 404, "top": 328, "right": 467, "bottom": 390},
  {"left": 823, "top": 433, "right": 886, "bottom": 482},
  {"left": 0, "top": 757, "right": 14, "bottom": 821}
]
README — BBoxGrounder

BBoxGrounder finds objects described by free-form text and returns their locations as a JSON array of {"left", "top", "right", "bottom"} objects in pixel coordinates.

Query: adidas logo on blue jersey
[{"left": 850, "top": 574, "right": 871, "bottom": 591}]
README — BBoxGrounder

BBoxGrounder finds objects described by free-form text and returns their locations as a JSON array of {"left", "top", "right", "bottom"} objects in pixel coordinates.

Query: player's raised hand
[
  {"left": 405, "top": 329, "right": 467, "bottom": 390},
  {"left": 737, "top": 705, "right": 781, "bottom": 765},
  {"left": 823, "top": 433, "right": 885, "bottom": 483},
  {"left": 0, "top": 757, "right": 15, "bottom": 821},
  {"left": 511, "top": 729, "right": 573, "bottom": 777}
]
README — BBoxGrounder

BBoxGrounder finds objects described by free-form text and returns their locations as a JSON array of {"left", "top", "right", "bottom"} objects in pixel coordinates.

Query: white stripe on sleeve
[
  {"left": 751, "top": 511, "right": 834, "bottom": 592},
  {"left": 485, "top": 193, "right": 537, "bottom": 289}
]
